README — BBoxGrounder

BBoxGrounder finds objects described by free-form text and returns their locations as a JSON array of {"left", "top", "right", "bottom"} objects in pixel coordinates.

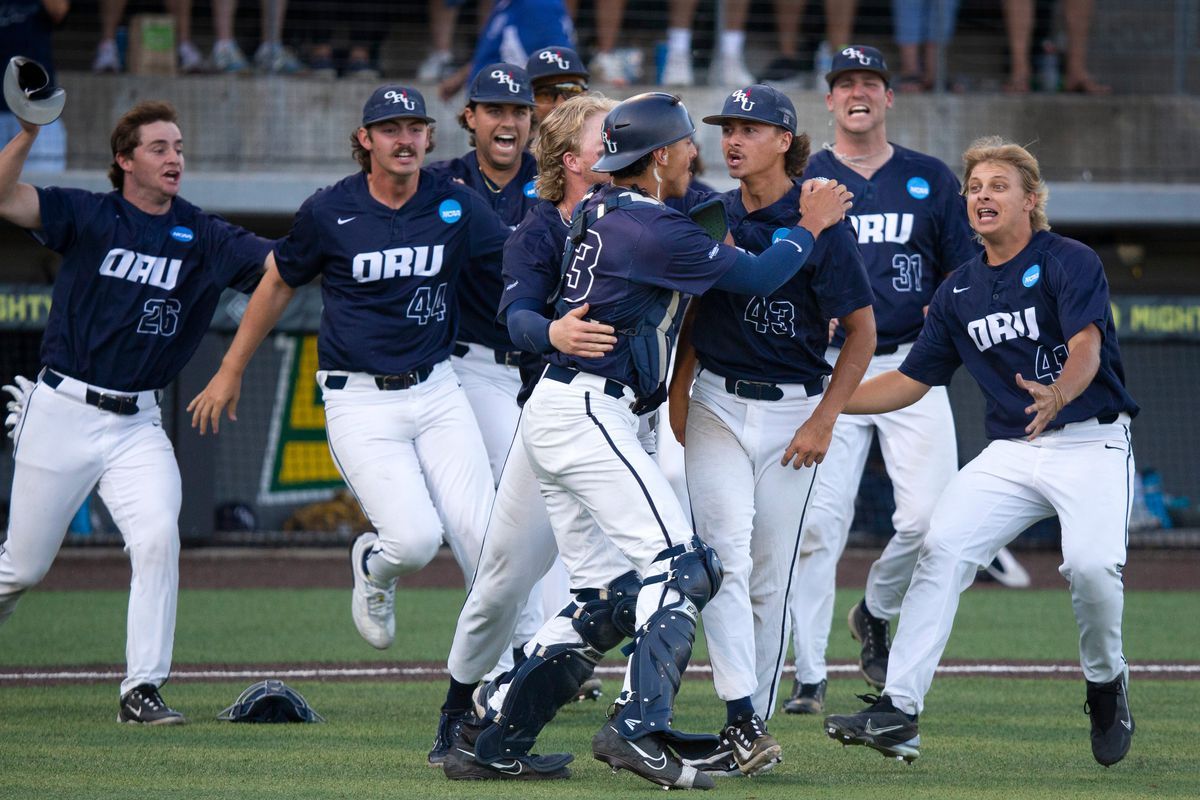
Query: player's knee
[
  {"left": 126, "top": 526, "right": 180, "bottom": 568},
  {"left": 376, "top": 530, "right": 441, "bottom": 574},
  {"left": 1061, "top": 553, "right": 1123, "bottom": 599}
]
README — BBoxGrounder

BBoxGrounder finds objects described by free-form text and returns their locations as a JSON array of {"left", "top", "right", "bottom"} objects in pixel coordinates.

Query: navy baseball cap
[
  {"left": 527, "top": 46, "right": 589, "bottom": 83},
  {"left": 825, "top": 45, "right": 891, "bottom": 87},
  {"left": 702, "top": 85, "right": 797, "bottom": 135},
  {"left": 468, "top": 63, "right": 535, "bottom": 106},
  {"left": 362, "top": 85, "right": 434, "bottom": 126}
]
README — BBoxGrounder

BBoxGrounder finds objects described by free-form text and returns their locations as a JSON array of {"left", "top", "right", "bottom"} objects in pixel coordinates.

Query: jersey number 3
[{"left": 137, "top": 298, "right": 181, "bottom": 336}]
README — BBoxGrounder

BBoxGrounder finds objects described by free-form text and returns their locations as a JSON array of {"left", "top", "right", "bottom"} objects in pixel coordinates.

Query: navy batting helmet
[
  {"left": 217, "top": 679, "right": 325, "bottom": 723},
  {"left": 592, "top": 92, "right": 694, "bottom": 173}
]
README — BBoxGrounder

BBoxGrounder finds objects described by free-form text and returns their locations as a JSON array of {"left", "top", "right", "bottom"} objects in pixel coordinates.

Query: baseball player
[
  {"left": 526, "top": 46, "right": 589, "bottom": 125},
  {"left": 824, "top": 137, "right": 1138, "bottom": 768},
  {"left": 666, "top": 84, "right": 875, "bottom": 776},
  {"left": 783, "top": 45, "right": 1026, "bottom": 714},
  {"left": 443, "top": 92, "right": 853, "bottom": 789},
  {"left": 188, "top": 85, "right": 505, "bottom": 655},
  {"left": 0, "top": 96, "right": 271, "bottom": 723}
]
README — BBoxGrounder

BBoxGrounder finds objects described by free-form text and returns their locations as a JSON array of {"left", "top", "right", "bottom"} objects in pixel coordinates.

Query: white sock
[
  {"left": 719, "top": 30, "right": 745, "bottom": 59},
  {"left": 668, "top": 28, "right": 691, "bottom": 55}
]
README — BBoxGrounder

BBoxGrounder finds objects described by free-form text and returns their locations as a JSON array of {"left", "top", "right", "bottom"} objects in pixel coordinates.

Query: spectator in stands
[
  {"left": 210, "top": 0, "right": 303, "bottom": 74},
  {"left": 1003, "top": 0, "right": 1109, "bottom": 93},
  {"left": 92, "top": 0, "right": 204, "bottom": 73},
  {"left": 1, "top": 0, "right": 68, "bottom": 170},
  {"left": 417, "top": 0, "right": 474, "bottom": 82},
  {"left": 757, "top": 0, "right": 858, "bottom": 88},
  {"left": 584, "top": 0, "right": 637, "bottom": 87},
  {"left": 661, "top": 0, "right": 753, "bottom": 88},
  {"left": 293, "top": 0, "right": 385, "bottom": 79},
  {"left": 892, "top": 0, "right": 960, "bottom": 92}
]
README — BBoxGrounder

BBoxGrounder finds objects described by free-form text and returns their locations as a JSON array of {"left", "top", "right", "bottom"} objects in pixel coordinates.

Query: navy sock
[
  {"left": 726, "top": 696, "right": 755, "bottom": 726},
  {"left": 442, "top": 678, "right": 476, "bottom": 713}
]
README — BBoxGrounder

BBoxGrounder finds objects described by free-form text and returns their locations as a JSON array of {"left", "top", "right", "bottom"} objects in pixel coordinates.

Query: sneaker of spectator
[
  {"left": 710, "top": 50, "right": 754, "bottom": 88},
  {"left": 254, "top": 42, "right": 304, "bottom": 75},
  {"left": 210, "top": 39, "right": 249, "bottom": 73},
  {"left": 660, "top": 48, "right": 694, "bottom": 87},
  {"left": 417, "top": 49, "right": 455, "bottom": 82},
  {"left": 92, "top": 39, "right": 121, "bottom": 73},
  {"left": 178, "top": 41, "right": 206, "bottom": 73},
  {"left": 589, "top": 49, "right": 631, "bottom": 87},
  {"left": 757, "top": 55, "right": 808, "bottom": 85},
  {"left": 307, "top": 43, "right": 338, "bottom": 80}
]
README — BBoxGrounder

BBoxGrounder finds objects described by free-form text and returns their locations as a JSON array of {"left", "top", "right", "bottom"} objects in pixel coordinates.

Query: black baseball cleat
[
  {"left": 723, "top": 714, "right": 782, "bottom": 776},
  {"left": 848, "top": 599, "right": 890, "bottom": 690},
  {"left": 681, "top": 735, "right": 740, "bottom": 778},
  {"left": 784, "top": 678, "right": 827, "bottom": 714},
  {"left": 592, "top": 722, "right": 715, "bottom": 790},
  {"left": 1086, "top": 665, "right": 1134, "bottom": 767},
  {"left": 824, "top": 694, "right": 920, "bottom": 763},
  {"left": 442, "top": 716, "right": 572, "bottom": 780},
  {"left": 428, "top": 708, "right": 467, "bottom": 766},
  {"left": 118, "top": 684, "right": 186, "bottom": 725}
]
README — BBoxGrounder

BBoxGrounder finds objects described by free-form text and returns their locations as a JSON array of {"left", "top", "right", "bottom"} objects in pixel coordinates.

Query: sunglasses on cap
[{"left": 533, "top": 81, "right": 588, "bottom": 102}]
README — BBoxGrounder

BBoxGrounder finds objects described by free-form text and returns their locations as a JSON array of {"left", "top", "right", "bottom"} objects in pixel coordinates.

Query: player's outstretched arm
[
  {"left": 1017, "top": 322, "right": 1102, "bottom": 440},
  {"left": 0, "top": 119, "right": 43, "bottom": 229},
  {"left": 780, "top": 304, "right": 875, "bottom": 469},
  {"left": 188, "top": 252, "right": 295, "bottom": 434},
  {"left": 844, "top": 369, "right": 931, "bottom": 415},
  {"left": 667, "top": 298, "right": 700, "bottom": 447}
]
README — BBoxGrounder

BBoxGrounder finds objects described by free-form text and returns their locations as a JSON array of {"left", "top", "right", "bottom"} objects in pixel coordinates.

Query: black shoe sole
[{"left": 825, "top": 720, "right": 919, "bottom": 763}]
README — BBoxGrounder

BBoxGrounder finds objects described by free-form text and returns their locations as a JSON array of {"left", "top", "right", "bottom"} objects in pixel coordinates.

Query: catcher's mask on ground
[{"left": 217, "top": 679, "right": 325, "bottom": 723}]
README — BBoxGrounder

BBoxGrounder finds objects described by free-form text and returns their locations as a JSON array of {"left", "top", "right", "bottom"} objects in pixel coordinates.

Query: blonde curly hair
[{"left": 532, "top": 95, "right": 617, "bottom": 204}]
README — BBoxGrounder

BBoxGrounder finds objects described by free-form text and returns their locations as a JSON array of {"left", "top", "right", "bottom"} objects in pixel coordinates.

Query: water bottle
[
  {"left": 1036, "top": 39, "right": 1059, "bottom": 92},
  {"left": 68, "top": 497, "right": 93, "bottom": 536},
  {"left": 1141, "top": 468, "right": 1172, "bottom": 529},
  {"left": 813, "top": 41, "right": 832, "bottom": 92},
  {"left": 655, "top": 42, "right": 669, "bottom": 85},
  {"left": 115, "top": 25, "right": 128, "bottom": 71}
]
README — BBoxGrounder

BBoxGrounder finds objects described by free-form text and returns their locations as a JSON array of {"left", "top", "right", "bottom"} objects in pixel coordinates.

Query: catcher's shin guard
[
  {"left": 614, "top": 601, "right": 702, "bottom": 741},
  {"left": 473, "top": 643, "right": 600, "bottom": 763}
]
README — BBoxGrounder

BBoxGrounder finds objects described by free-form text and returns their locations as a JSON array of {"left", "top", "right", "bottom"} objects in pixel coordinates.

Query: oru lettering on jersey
[
  {"left": 351, "top": 245, "right": 445, "bottom": 282},
  {"left": 966, "top": 307, "right": 1040, "bottom": 351},
  {"left": 98, "top": 248, "right": 182, "bottom": 290}
]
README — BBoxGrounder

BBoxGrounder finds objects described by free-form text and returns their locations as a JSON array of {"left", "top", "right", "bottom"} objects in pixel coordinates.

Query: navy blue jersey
[
  {"left": 274, "top": 170, "right": 510, "bottom": 373},
  {"left": 427, "top": 151, "right": 538, "bottom": 350},
  {"left": 692, "top": 181, "right": 873, "bottom": 383},
  {"left": 33, "top": 188, "right": 269, "bottom": 392},
  {"left": 900, "top": 230, "right": 1139, "bottom": 440},
  {"left": 547, "top": 184, "right": 740, "bottom": 392},
  {"left": 664, "top": 181, "right": 717, "bottom": 215},
  {"left": 804, "top": 145, "right": 976, "bottom": 349}
]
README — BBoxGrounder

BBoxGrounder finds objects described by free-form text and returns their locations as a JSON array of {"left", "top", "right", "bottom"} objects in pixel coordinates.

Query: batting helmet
[
  {"left": 592, "top": 92, "right": 694, "bottom": 173},
  {"left": 4, "top": 56, "right": 65, "bottom": 126},
  {"left": 217, "top": 679, "right": 325, "bottom": 723}
]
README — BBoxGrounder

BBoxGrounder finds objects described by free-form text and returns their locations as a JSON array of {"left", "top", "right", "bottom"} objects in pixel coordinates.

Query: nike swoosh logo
[
  {"left": 337, "top": 216, "right": 356, "bottom": 225},
  {"left": 953, "top": 286, "right": 970, "bottom": 293},
  {"left": 1120, "top": 718, "right": 1132, "bottom": 730},
  {"left": 493, "top": 760, "right": 523, "bottom": 775},
  {"left": 505, "top": 280, "right": 520, "bottom": 290},
  {"left": 864, "top": 721, "right": 905, "bottom": 735},
  {"left": 628, "top": 740, "right": 668, "bottom": 771},
  {"left": 1104, "top": 444, "right": 1124, "bottom": 451},
  {"left": 777, "top": 239, "right": 804, "bottom": 254}
]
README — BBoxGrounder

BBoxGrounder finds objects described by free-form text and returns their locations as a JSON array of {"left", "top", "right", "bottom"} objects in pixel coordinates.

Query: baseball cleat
[
  {"left": 592, "top": 723, "right": 714, "bottom": 790},
  {"left": 350, "top": 531, "right": 396, "bottom": 649},
  {"left": 428, "top": 708, "right": 468, "bottom": 766},
  {"left": 575, "top": 676, "right": 603, "bottom": 703},
  {"left": 118, "top": 684, "right": 186, "bottom": 725},
  {"left": 824, "top": 694, "right": 919, "bottom": 763},
  {"left": 443, "top": 715, "right": 572, "bottom": 780},
  {"left": 723, "top": 714, "right": 782, "bottom": 776},
  {"left": 680, "top": 735, "right": 740, "bottom": 778},
  {"left": 848, "top": 599, "right": 890, "bottom": 690},
  {"left": 1085, "top": 663, "right": 1134, "bottom": 767},
  {"left": 784, "top": 678, "right": 827, "bottom": 715},
  {"left": 979, "top": 546, "right": 1032, "bottom": 588}
]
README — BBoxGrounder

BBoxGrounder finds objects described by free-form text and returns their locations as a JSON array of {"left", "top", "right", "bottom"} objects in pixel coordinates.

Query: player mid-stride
[{"left": 822, "top": 138, "right": 1138, "bottom": 768}]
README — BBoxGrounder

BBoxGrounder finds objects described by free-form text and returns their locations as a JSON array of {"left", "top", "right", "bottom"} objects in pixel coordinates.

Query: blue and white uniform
[
  {"left": 274, "top": 169, "right": 507, "bottom": 586},
  {"left": 881, "top": 229, "right": 1138, "bottom": 714},
  {"left": 788, "top": 145, "right": 975, "bottom": 690},
  {"left": 0, "top": 187, "right": 269, "bottom": 696},
  {"left": 684, "top": 180, "right": 873, "bottom": 718}
]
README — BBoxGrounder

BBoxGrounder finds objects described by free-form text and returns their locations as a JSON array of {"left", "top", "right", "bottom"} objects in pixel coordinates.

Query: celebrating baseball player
[
  {"left": 665, "top": 85, "right": 875, "bottom": 776},
  {"left": 784, "top": 45, "right": 1027, "bottom": 714},
  {"left": 188, "top": 85, "right": 505, "bottom": 653},
  {"left": 0, "top": 67, "right": 271, "bottom": 723},
  {"left": 823, "top": 137, "right": 1138, "bottom": 768},
  {"left": 526, "top": 46, "right": 590, "bottom": 125}
]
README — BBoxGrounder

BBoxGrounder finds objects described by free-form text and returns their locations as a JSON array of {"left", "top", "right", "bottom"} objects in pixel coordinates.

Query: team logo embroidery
[
  {"left": 906, "top": 177, "right": 930, "bottom": 200},
  {"left": 169, "top": 225, "right": 194, "bottom": 243},
  {"left": 772, "top": 227, "right": 790, "bottom": 244},
  {"left": 384, "top": 90, "right": 416, "bottom": 110},
  {"left": 841, "top": 46, "right": 873, "bottom": 66},
  {"left": 602, "top": 128, "right": 618, "bottom": 153},
  {"left": 491, "top": 69, "right": 522, "bottom": 94},
  {"left": 1022, "top": 264, "right": 1041, "bottom": 288},
  {"left": 438, "top": 199, "right": 463, "bottom": 223},
  {"left": 730, "top": 89, "right": 755, "bottom": 111},
  {"left": 539, "top": 50, "right": 570, "bottom": 71},
  {"left": 523, "top": 180, "right": 537, "bottom": 198}
]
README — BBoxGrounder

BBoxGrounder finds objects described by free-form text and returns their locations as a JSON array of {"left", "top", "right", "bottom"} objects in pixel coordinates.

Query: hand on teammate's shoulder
[{"left": 799, "top": 180, "right": 854, "bottom": 235}]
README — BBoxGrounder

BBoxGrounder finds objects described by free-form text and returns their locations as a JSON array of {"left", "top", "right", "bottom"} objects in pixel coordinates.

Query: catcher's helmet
[
  {"left": 4, "top": 56, "right": 65, "bottom": 126},
  {"left": 217, "top": 679, "right": 325, "bottom": 723},
  {"left": 592, "top": 92, "right": 694, "bottom": 173}
]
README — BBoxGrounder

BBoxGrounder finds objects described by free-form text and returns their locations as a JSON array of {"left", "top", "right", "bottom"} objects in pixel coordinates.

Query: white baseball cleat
[{"left": 350, "top": 531, "right": 396, "bottom": 649}]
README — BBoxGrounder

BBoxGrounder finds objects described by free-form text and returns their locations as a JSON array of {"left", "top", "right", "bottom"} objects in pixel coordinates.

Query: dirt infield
[{"left": 39, "top": 546, "right": 1200, "bottom": 591}]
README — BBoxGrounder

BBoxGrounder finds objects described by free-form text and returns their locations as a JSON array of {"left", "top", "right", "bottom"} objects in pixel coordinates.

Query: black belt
[
  {"left": 453, "top": 342, "right": 523, "bottom": 367},
  {"left": 724, "top": 376, "right": 823, "bottom": 401},
  {"left": 544, "top": 364, "right": 628, "bottom": 400},
  {"left": 322, "top": 367, "right": 434, "bottom": 391},
  {"left": 874, "top": 344, "right": 900, "bottom": 356},
  {"left": 43, "top": 369, "right": 143, "bottom": 415},
  {"left": 1098, "top": 413, "right": 1119, "bottom": 424}
]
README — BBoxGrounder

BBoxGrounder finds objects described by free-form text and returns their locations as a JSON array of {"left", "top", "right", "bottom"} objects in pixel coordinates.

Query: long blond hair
[
  {"left": 961, "top": 136, "right": 1050, "bottom": 232},
  {"left": 532, "top": 95, "right": 617, "bottom": 203}
]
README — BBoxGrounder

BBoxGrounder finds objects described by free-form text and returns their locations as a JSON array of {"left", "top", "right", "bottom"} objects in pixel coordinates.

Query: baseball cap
[
  {"left": 825, "top": 45, "right": 891, "bottom": 88},
  {"left": 527, "top": 46, "right": 589, "bottom": 83},
  {"left": 362, "top": 85, "right": 434, "bottom": 126},
  {"left": 468, "top": 63, "right": 535, "bottom": 107},
  {"left": 702, "top": 84, "right": 797, "bottom": 135}
]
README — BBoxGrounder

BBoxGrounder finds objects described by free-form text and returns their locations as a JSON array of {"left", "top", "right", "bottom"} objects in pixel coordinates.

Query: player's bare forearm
[
  {"left": 1017, "top": 323, "right": 1102, "bottom": 439},
  {"left": 0, "top": 124, "right": 43, "bottom": 229},
  {"left": 845, "top": 370, "right": 931, "bottom": 414},
  {"left": 813, "top": 305, "right": 875, "bottom": 425},
  {"left": 667, "top": 300, "right": 700, "bottom": 445}
]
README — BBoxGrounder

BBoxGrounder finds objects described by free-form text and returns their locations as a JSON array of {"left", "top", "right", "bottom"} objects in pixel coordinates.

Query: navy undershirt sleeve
[
  {"left": 506, "top": 296, "right": 554, "bottom": 354},
  {"left": 713, "top": 227, "right": 817, "bottom": 295}
]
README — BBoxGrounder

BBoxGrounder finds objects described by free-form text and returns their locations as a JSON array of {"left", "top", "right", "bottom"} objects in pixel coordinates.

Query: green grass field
[{"left": 1, "top": 587, "right": 1197, "bottom": 799}]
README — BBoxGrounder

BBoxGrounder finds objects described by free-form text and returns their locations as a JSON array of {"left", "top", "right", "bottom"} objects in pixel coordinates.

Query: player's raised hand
[
  {"left": 798, "top": 179, "right": 854, "bottom": 236},
  {"left": 548, "top": 303, "right": 617, "bottom": 359},
  {"left": 780, "top": 415, "right": 835, "bottom": 469},
  {"left": 1016, "top": 372, "right": 1061, "bottom": 440},
  {"left": 187, "top": 367, "right": 243, "bottom": 435}
]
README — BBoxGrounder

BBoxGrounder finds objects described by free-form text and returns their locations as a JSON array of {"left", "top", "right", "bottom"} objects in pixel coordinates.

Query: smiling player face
[
  {"left": 465, "top": 102, "right": 533, "bottom": 173},
  {"left": 118, "top": 120, "right": 184, "bottom": 204},
  {"left": 826, "top": 71, "right": 893, "bottom": 137},
  {"left": 965, "top": 160, "right": 1036, "bottom": 244},
  {"left": 360, "top": 118, "right": 430, "bottom": 179}
]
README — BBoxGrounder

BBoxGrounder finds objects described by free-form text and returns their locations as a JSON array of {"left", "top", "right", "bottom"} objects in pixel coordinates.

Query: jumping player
[
  {"left": 667, "top": 85, "right": 874, "bottom": 776},
  {"left": 0, "top": 101, "right": 271, "bottom": 723},
  {"left": 188, "top": 86, "right": 505, "bottom": 654},
  {"left": 783, "top": 45, "right": 1025, "bottom": 714},
  {"left": 823, "top": 137, "right": 1138, "bottom": 768}
]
